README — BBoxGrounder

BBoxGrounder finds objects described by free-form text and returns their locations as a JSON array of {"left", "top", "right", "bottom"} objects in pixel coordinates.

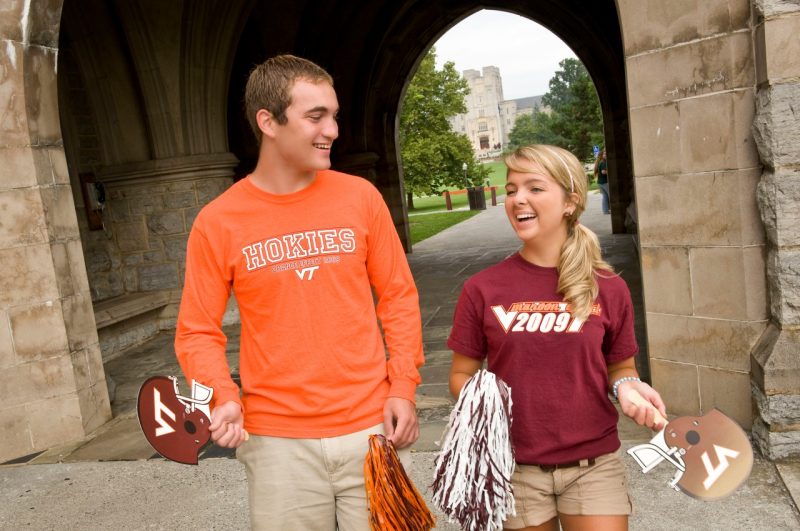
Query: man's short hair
[{"left": 244, "top": 54, "right": 334, "bottom": 140}]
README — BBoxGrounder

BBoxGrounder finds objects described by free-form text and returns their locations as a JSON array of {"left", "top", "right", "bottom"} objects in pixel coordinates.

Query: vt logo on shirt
[
  {"left": 241, "top": 227, "right": 356, "bottom": 280},
  {"left": 491, "top": 301, "right": 601, "bottom": 334}
]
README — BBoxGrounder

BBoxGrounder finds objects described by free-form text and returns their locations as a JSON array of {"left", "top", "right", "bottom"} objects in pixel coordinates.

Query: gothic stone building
[{"left": 1, "top": 0, "right": 799, "bottom": 463}]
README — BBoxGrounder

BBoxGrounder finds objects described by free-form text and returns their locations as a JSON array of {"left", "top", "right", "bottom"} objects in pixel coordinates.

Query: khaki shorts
[
  {"left": 236, "top": 422, "right": 411, "bottom": 531},
  {"left": 504, "top": 451, "right": 632, "bottom": 529}
]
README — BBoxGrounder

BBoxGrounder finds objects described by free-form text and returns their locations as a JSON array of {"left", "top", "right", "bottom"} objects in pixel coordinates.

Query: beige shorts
[
  {"left": 236, "top": 422, "right": 411, "bottom": 531},
  {"left": 504, "top": 451, "right": 633, "bottom": 529}
]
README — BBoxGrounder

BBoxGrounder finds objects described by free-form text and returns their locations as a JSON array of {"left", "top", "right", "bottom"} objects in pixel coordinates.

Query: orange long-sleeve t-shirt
[{"left": 175, "top": 170, "right": 424, "bottom": 438}]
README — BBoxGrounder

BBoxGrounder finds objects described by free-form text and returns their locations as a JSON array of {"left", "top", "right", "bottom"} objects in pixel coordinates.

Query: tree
[
  {"left": 506, "top": 110, "right": 564, "bottom": 151},
  {"left": 540, "top": 58, "right": 604, "bottom": 161},
  {"left": 399, "top": 48, "right": 488, "bottom": 208}
]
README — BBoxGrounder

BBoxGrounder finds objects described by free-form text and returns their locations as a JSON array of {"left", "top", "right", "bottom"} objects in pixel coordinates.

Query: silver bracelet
[{"left": 612, "top": 376, "right": 641, "bottom": 401}]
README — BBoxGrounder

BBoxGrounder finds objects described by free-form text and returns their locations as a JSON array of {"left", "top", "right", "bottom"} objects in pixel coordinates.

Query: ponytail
[{"left": 558, "top": 223, "right": 613, "bottom": 322}]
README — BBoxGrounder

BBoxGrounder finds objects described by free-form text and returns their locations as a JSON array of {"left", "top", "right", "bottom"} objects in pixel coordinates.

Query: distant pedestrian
[
  {"left": 594, "top": 148, "right": 610, "bottom": 214},
  {"left": 448, "top": 144, "right": 666, "bottom": 530}
]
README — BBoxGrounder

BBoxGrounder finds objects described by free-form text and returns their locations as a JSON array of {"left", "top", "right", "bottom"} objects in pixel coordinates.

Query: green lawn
[
  {"left": 408, "top": 160, "right": 597, "bottom": 213},
  {"left": 409, "top": 210, "right": 481, "bottom": 244},
  {"left": 408, "top": 161, "right": 506, "bottom": 214}
]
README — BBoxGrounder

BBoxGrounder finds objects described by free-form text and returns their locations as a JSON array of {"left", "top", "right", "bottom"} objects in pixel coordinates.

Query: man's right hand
[{"left": 209, "top": 400, "right": 248, "bottom": 448}]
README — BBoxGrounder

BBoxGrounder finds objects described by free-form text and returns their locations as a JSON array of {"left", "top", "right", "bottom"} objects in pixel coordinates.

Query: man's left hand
[{"left": 383, "top": 397, "right": 419, "bottom": 449}]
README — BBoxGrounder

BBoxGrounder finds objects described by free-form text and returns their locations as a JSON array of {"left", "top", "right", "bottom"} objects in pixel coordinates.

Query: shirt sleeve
[
  {"left": 447, "top": 282, "right": 487, "bottom": 360},
  {"left": 174, "top": 219, "right": 241, "bottom": 409},
  {"left": 602, "top": 276, "right": 639, "bottom": 363},
  {"left": 364, "top": 186, "right": 424, "bottom": 403}
]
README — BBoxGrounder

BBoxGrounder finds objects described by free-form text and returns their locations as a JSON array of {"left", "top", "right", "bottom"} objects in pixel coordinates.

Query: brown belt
[{"left": 536, "top": 458, "right": 596, "bottom": 472}]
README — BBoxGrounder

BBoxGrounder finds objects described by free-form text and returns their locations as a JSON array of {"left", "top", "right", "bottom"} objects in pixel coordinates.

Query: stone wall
[
  {"left": 0, "top": 0, "right": 111, "bottom": 463},
  {"left": 750, "top": 0, "right": 800, "bottom": 459},
  {"left": 619, "top": 0, "right": 767, "bottom": 429}
]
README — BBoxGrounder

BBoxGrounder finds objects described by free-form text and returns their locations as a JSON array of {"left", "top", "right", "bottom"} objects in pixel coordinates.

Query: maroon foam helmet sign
[
  {"left": 137, "top": 376, "right": 213, "bottom": 465},
  {"left": 627, "top": 408, "right": 753, "bottom": 501}
]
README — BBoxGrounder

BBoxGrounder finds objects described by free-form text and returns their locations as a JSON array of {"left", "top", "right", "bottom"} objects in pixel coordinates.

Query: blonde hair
[
  {"left": 244, "top": 54, "right": 334, "bottom": 140},
  {"left": 504, "top": 145, "right": 614, "bottom": 322}
]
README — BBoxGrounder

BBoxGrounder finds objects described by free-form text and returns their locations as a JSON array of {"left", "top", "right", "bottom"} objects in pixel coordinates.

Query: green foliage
[
  {"left": 399, "top": 48, "right": 488, "bottom": 196},
  {"left": 507, "top": 111, "right": 563, "bottom": 151},
  {"left": 539, "top": 58, "right": 604, "bottom": 161},
  {"left": 409, "top": 210, "right": 481, "bottom": 244}
]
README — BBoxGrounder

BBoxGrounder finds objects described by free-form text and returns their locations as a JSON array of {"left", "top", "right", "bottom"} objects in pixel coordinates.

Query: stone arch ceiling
[{"left": 225, "top": 0, "right": 631, "bottom": 233}]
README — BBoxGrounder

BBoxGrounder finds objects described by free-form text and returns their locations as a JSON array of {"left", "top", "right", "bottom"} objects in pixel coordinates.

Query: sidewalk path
[{"left": 1, "top": 193, "right": 798, "bottom": 530}]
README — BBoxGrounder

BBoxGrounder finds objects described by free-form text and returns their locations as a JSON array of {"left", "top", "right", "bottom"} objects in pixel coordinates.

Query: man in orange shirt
[{"left": 175, "top": 55, "right": 425, "bottom": 529}]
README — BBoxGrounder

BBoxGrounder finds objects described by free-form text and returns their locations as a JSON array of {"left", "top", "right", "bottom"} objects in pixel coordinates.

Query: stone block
[
  {"left": 24, "top": 45, "right": 61, "bottom": 146},
  {"left": 757, "top": 169, "right": 800, "bottom": 247},
  {"left": 647, "top": 313, "right": 765, "bottom": 371},
  {"left": 9, "top": 301, "right": 70, "bottom": 360},
  {"left": 758, "top": 15, "right": 800, "bottom": 82},
  {"left": 629, "top": 103, "right": 681, "bottom": 177},
  {"left": 164, "top": 236, "right": 188, "bottom": 262},
  {"left": 690, "top": 246, "right": 768, "bottom": 320},
  {"left": 62, "top": 293, "right": 98, "bottom": 352},
  {"left": 49, "top": 148, "right": 69, "bottom": 185},
  {"left": 50, "top": 242, "right": 74, "bottom": 298},
  {"left": 751, "top": 324, "right": 800, "bottom": 394},
  {"left": 0, "top": 146, "right": 39, "bottom": 190},
  {"left": 753, "top": 84, "right": 800, "bottom": 168},
  {"left": 0, "top": 405, "right": 32, "bottom": 464},
  {"left": 626, "top": 31, "right": 753, "bottom": 108},
  {"left": 0, "top": 356, "right": 76, "bottom": 408},
  {"left": 130, "top": 194, "right": 165, "bottom": 215},
  {"left": 27, "top": 394, "right": 84, "bottom": 450},
  {"left": 40, "top": 184, "right": 81, "bottom": 242},
  {"left": 146, "top": 211, "right": 185, "bottom": 236},
  {"left": 76, "top": 382, "right": 111, "bottom": 433},
  {"left": 139, "top": 263, "right": 179, "bottom": 291},
  {"left": 620, "top": 0, "right": 750, "bottom": 55},
  {"left": 115, "top": 221, "right": 149, "bottom": 252},
  {"left": 0, "top": 41, "right": 29, "bottom": 147},
  {"left": 27, "top": 0, "right": 63, "bottom": 47},
  {"left": 698, "top": 366, "right": 753, "bottom": 428},
  {"left": 650, "top": 358, "right": 700, "bottom": 417},
  {"left": 637, "top": 169, "right": 764, "bottom": 246},
  {"left": 753, "top": 384, "right": 800, "bottom": 425},
  {"left": 164, "top": 190, "right": 197, "bottom": 209},
  {"left": 679, "top": 90, "right": 759, "bottom": 174},
  {"left": 196, "top": 178, "right": 231, "bottom": 205},
  {"left": 751, "top": 417, "right": 800, "bottom": 460},
  {"left": 765, "top": 248, "right": 800, "bottom": 325},
  {"left": 0, "top": 309, "right": 13, "bottom": 369},
  {"left": 754, "top": 0, "right": 800, "bottom": 17},
  {"left": 66, "top": 240, "right": 91, "bottom": 295},
  {"left": 108, "top": 199, "right": 133, "bottom": 223},
  {"left": 0, "top": 1, "right": 24, "bottom": 42},
  {"left": 0, "top": 187, "right": 48, "bottom": 246},
  {"left": 640, "top": 247, "right": 692, "bottom": 315},
  {"left": 184, "top": 206, "right": 201, "bottom": 230},
  {"left": 0, "top": 245, "right": 59, "bottom": 306}
]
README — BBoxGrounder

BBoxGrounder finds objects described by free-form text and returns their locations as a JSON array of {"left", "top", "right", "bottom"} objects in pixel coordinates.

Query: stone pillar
[
  {"left": 750, "top": 0, "right": 800, "bottom": 459},
  {"left": 619, "top": 0, "right": 766, "bottom": 429},
  {"left": 0, "top": 0, "right": 111, "bottom": 463}
]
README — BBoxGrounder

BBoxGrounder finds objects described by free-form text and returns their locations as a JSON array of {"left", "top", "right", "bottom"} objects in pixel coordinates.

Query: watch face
[
  {"left": 665, "top": 409, "right": 753, "bottom": 501},
  {"left": 137, "top": 376, "right": 211, "bottom": 464}
]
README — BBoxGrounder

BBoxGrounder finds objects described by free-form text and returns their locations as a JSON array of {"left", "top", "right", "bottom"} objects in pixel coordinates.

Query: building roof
[{"left": 507, "top": 95, "right": 543, "bottom": 109}]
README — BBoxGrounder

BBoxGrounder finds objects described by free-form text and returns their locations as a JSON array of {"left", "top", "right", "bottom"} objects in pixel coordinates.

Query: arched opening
[{"left": 388, "top": 8, "right": 649, "bottom": 380}]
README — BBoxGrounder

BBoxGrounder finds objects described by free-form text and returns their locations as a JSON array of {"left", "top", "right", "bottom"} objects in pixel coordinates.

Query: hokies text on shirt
[{"left": 242, "top": 228, "right": 356, "bottom": 272}]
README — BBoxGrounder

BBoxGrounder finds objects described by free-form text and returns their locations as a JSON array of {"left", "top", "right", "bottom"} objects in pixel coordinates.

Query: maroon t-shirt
[{"left": 447, "top": 253, "right": 638, "bottom": 465}]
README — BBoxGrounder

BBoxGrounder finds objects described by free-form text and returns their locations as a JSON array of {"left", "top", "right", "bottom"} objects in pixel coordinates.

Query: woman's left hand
[{"left": 618, "top": 380, "right": 667, "bottom": 430}]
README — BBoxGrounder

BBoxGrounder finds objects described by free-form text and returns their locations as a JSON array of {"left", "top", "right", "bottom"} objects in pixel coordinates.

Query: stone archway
[{"left": 1, "top": 0, "right": 798, "bottom": 464}]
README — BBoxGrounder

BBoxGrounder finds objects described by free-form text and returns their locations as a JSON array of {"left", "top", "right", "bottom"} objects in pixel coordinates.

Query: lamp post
[{"left": 462, "top": 162, "right": 468, "bottom": 189}]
